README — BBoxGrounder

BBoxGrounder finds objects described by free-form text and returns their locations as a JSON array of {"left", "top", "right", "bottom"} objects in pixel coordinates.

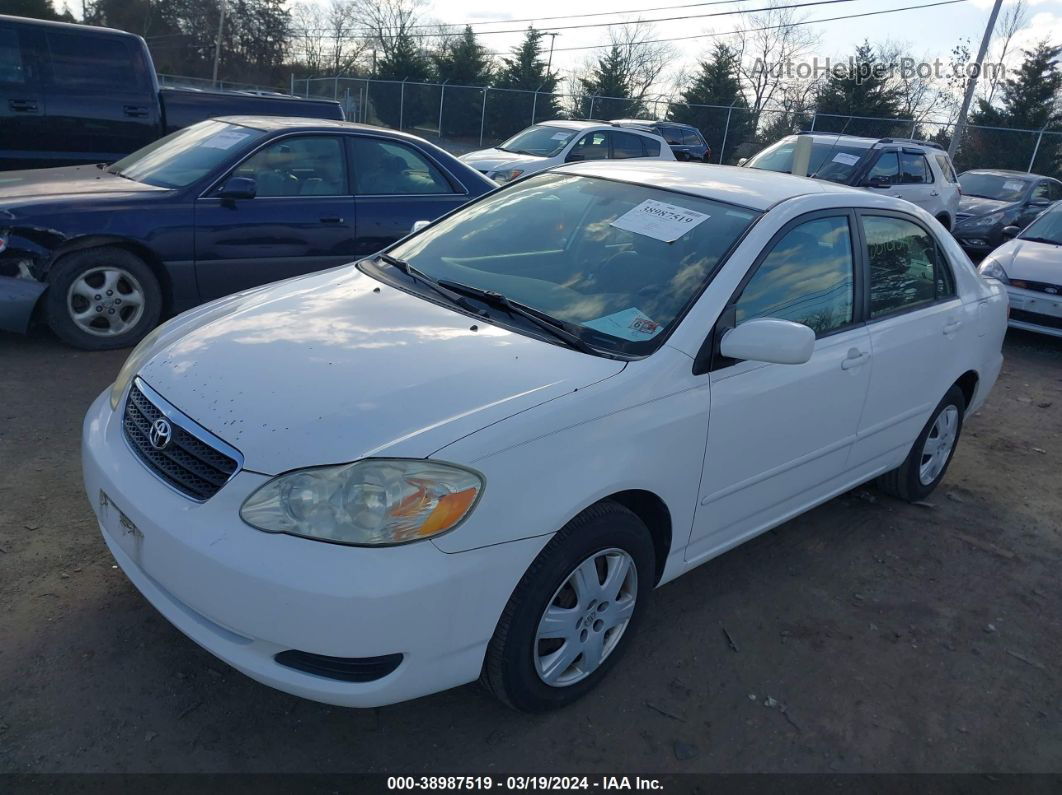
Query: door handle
[
  {"left": 319, "top": 216, "right": 344, "bottom": 224},
  {"left": 943, "top": 319, "right": 963, "bottom": 336},
  {"left": 841, "top": 349, "right": 870, "bottom": 370},
  {"left": 930, "top": 190, "right": 940, "bottom": 196},
  {"left": 8, "top": 99, "right": 38, "bottom": 113},
  {"left": 123, "top": 105, "right": 149, "bottom": 118}
]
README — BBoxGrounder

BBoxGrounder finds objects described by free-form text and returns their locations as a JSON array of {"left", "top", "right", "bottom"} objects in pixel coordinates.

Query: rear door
[
  {"left": 611, "top": 130, "right": 651, "bottom": 160},
  {"left": 194, "top": 134, "right": 358, "bottom": 299},
  {"left": 893, "top": 150, "right": 938, "bottom": 214},
  {"left": 347, "top": 135, "right": 471, "bottom": 258},
  {"left": 39, "top": 28, "right": 159, "bottom": 165},
  {"left": 0, "top": 22, "right": 46, "bottom": 170}
]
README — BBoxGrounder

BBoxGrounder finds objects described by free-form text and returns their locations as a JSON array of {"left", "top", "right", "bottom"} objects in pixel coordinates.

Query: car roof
[
  {"left": 611, "top": 119, "right": 694, "bottom": 128},
  {"left": 962, "top": 169, "right": 1043, "bottom": 180},
  {"left": 554, "top": 161, "right": 864, "bottom": 211},
  {"left": 0, "top": 13, "right": 138, "bottom": 39},
  {"left": 217, "top": 116, "right": 458, "bottom": 148}
]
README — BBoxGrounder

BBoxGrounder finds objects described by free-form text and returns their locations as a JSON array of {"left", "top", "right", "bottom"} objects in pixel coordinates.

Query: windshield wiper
[
  {"left": 1020, "top": 235, "right": 1059, "bottom": 245},
  {"left": 378, "top": 253, "right": 480, "bottom": 312},
  {"left": 436, "top": 280, "right": 597, "bottom": 355}
]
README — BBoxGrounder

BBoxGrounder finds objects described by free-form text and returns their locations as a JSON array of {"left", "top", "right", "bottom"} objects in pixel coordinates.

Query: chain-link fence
[{"left": 284, "top": 75, "right": 1062, "bottom": 175}]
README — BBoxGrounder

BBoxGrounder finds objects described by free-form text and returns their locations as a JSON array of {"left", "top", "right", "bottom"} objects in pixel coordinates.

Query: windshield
[
  {"left": 383, "top": 172, "right": 760, "bottom": 356},
  {"left": 958, "top": 172, "right": 1029, "bottom": 202},
  {"left": 1018, "top": 205, "right": 1062, "bottom": 244},
  {"left": 108, "top": 120, "right": 266, "bottom": 188},
  {"left": 497, "top": 125, "right": 578, "bottom": 157},
  {"left": 745, "top": 137, "right": 869, "bottom": 184}
]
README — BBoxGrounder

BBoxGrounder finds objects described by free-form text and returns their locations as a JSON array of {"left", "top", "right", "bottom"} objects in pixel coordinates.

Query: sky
[{"left": 414, "top": 0, "right": 1062, "bottom": 89}]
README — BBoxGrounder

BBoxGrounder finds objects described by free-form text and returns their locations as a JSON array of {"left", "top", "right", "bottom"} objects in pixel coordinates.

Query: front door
[
  {"left": 194, "top": 134, "right": 357, "bottom": 300},
  {"left": 687, "top": 213, "right": 872, "bottom": 562}
]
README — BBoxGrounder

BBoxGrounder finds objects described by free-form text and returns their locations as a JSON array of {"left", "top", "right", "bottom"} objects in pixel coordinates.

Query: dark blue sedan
[{"left": 0, "top": 116, "right": 495, "bottom": 349}]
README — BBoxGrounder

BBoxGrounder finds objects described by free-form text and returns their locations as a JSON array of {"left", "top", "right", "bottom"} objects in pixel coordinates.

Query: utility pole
[
  {"left": 948, "top": 0, "right": 1004, "bottom": 158},
  {"left": 545, "top": 32, "right": 559, "bottom": 75},
  {"left": 211, "top": 0, "right": 226, "bottom": 88}
]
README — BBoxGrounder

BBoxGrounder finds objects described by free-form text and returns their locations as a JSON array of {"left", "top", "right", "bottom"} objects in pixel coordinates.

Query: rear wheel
[
  {"left": 877, "top": 385, "right": 965, "bottom": 502},
  {"left": 481, "top": 501, "right": 654, "bottom": 712},
  {"left": 45, "top": 247, "right": 161, "bottom": 350}
]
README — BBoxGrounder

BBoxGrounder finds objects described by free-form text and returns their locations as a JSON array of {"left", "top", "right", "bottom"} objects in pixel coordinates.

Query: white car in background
[
  {"left": 979, "top": 202, "right": 1062, "bottom": 337},
  {"left": 84, "top": 163, "right": 1006, "bottom": 713},
  {"left": 459, "top": 120, "right": 674, "bottom": 184},
  {"left": 743, "top": 133, "right": 961, "bottom": 230}
]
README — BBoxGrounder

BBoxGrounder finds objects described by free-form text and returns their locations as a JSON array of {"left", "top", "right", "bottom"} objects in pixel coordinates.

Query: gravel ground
[{"left": 0, "top": 326, "right": 1059, "bottom": 774}]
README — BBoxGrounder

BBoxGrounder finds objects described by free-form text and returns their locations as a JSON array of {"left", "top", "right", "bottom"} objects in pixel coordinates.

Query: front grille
[
  {"left": 1011, "top": 308, "right": 1062, "bottom": 330},
  {"left": 275, "top": 650, "right": 403, "bottom": 682},
  {"left": 123, "top": 381, "right": 240, "bottom": 501},
  {"left": 1012, "top": 278, "right": 1062, "bottom": 295}
]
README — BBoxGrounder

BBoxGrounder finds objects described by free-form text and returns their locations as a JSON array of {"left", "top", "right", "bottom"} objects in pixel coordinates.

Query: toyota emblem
[{"left": 149, "top": 418, "right": 173, "bottom": 450}]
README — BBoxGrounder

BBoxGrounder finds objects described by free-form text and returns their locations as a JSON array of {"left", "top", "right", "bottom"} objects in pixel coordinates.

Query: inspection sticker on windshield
[
  {"left": 831, "top": 152, "right": 861, "bottom": 166},
  {"left": 201, "top": 130, "right": 252, "bottom": 150},
  {"left": 1003, "top": 179, "right": 1025, "bottom": 191},
  {"left": 610, "top": 200, "right": 710, "bottom": 243},
  {"left": 583, "top": 307, "right": 662, "bottom": 341}
]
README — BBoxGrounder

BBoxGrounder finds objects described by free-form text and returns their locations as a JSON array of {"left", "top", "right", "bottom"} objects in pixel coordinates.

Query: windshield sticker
[
  {"left": 831, "top": 152, "right": 861, "bottom": 166},
  {"left": 1003, "top": 179, "right": 1025, "bottom": 192},
  {"left": 583, "top": 307, "right": 662, "bottom": 341},
  {"left": 610, "top": 199, "right": 710, "bottom": 243},
  {"left": 551, "top": 131, "right": 574, "bottom": 141},
  {"left": 201, "top": 130, "right": 252, "bottom": 150}
]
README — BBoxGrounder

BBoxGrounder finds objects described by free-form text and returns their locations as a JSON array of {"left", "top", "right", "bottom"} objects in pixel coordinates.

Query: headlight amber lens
[{"left": 240, "top": 459, "right": 483, "bottom": 545}]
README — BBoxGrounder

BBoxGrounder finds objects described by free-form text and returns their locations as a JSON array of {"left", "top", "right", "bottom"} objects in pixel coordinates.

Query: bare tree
[
  {"left": 984, "top": 0, "right": 1027, "bottom": 105},
  {"left": 292, "top": 1, "right": 368, "bottom": 77},
  {"left": 877, "top": 40, "right": 954, "bottom": 125},
  {"left": 732, "top": 1, "right": 820, "bottom": 126},
  {"left": 607, "top": 21, "right": 677, "bottom": 113},
  {"left": 350, "top": 0, "right": 428, "bottom": 60}
]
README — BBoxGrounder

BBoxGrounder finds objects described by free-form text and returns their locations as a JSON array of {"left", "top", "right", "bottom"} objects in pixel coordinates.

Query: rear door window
[
  {"left": 611, "top": 131, "right": 646, "bottom": 159},
  {"left": 899, "top": 153, "right": 931, "bottom": 184},
  {"left": 641, "top": 136, "right": 661, "bottom": 157},
  {"left": 862, "top": 215, "right": 952, "bottom": 317},
  {"left": 348, "top": 137, "right": 453, "bottom": 195},
  {"left": 682, "top": 129, "right": 702, "bottom": 146},
  {"left": 0, "top": 27, "right": 31, "bottom": 85},
  {"left": 660, "top": 125, "right": 683, "bottom": 145},
  {"left": 45, "top": 31, "right": 147, "bottom": 92},
  {"left": 568, "top": 131, "right": 610, "bottom": 161}
]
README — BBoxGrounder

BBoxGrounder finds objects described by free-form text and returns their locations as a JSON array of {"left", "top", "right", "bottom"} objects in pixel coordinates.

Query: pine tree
[
  {"left": 373, "top": 28, "right": 433, "bottom": 130},
  {"left": 434, "top": 26, "right": 494, "bottom": 137},
  {"left": 964, "top": 41, "right": 1062, "bottom": 174},
  {"left": 579, "top": 45, "right": 641, "bottom": 119},
  {"left": 814, "top": 42, "right": 906, "bottom": 137},
  {"left": 488, "top": 28, "right": 560, "bottom": 138},
  {"left": 669, "top": 43, "right": 753, "bottom": 162}
]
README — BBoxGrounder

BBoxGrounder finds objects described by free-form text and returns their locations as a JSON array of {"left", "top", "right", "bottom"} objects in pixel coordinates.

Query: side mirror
[
  {"left": 719, "top": 318, "right": 815, "bottom": 365},
  {"left": 864, "top": 175, "right": 891, "bottom": 189},
  {"left": 736, "top": 157, "right": 748, "bottom": 167},
  {"left": 411, "top": 219, "right": 430, "bottom": 233},
  {"left": 1001, "top": 225, "right": 1021, "bottom": 240},
  {"left": 218, "top": 176, "right": 256, "bottom": 200}
]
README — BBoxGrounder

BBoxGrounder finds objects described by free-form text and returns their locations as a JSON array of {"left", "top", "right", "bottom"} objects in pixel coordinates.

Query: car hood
[
  {"left": 957, "top": 195, "right": 1013, "bottom": 217},
  {"left": 991, "top": 238, "right": 1062, "bottom": 283},
  {"left": 0, "top": 165, "right": 167, "bottom": 206},
  {"left": 137, "top": 266, "right": 624, "bottom": 475},
  {"left": 459, "top": 149, "right": 547, "bottom": 172}
]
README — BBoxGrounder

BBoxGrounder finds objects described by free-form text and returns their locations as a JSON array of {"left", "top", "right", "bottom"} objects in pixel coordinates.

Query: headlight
[
  {"left": 978, "top": 258, "right": 1010, "bottom": 284},
  {"left": 491, "top": 168, "right": 524, "bottom": 184},
  {"left": 240, "top": 459, "right": 484, "bottom": 546},
  {"left": 108, "top": 320, "right": 172, "bottom": 410},
  {"left": 958, "top": 210, "right": 1007, "bottom": 230}
]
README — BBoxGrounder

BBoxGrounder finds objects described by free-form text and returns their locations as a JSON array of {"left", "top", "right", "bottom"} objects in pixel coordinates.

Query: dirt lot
[{"left": 0, "top": 326, "right": 1059, "bottom": 775}]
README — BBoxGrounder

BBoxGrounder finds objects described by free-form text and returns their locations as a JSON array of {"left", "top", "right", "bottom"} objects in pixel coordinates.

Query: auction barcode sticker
[
  {"left": 831, "top": 152, "right": 861, "bottom": 166},
  {"left": 610, "top": 199, "right": 710, "bottom": 243},
  {"left": 202, "top": 130, "right": 253, "bottom": 150}
]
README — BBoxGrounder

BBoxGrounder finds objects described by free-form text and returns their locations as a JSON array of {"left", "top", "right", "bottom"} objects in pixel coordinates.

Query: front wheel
[
  {"left": 481, "top": 501, "right": 655, "bottom": 712},
  {"left": 877, "top": 385, "right": 966, "bottom": 501},
  {"left": 44, "top": 247, "right": 162, "bottom": 350}
]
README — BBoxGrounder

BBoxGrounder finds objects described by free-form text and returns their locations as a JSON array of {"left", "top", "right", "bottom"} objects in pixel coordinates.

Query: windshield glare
[
  {"left": 1019, "top": 206, "right": 1062, "bottom": 244},
  {"left": 498, "top": 125, "right": 577, "bottom": 157},
  {"left": 746, "top": 137, "right": 868, "bottom": 183},
  {"left": 958, "top": 173, "right": 1029, "bottom": 202},
  {"left": 387, "top": 173, "right": 760, "bottom": 355},
  {"left": 108, "top": 121, "right": 265, "bottom": 188}
]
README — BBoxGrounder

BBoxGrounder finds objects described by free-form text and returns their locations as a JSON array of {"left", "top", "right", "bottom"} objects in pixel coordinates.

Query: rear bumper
[{"left": 0, "top": 275, "right": 46, "bottom": 334}]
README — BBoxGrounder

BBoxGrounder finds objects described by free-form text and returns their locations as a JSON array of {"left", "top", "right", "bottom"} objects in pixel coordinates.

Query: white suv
[
  {"left": 744, "top": 133, "right": 961, "bottom": 230},
  {"left": 460, "top": 120, "right": 674, "bottom": 184}
]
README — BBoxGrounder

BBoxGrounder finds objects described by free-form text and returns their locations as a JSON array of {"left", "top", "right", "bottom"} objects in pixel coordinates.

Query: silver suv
[{"left": 743, "top": 133, "right": 961, "bottom": 230}]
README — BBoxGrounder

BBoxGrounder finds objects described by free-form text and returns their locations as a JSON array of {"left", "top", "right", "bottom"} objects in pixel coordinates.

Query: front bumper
[
  {"left": 1007, "top": 285, "right": 1062, "bottom": 338},
  {"left": 0, "top": 274, "right": 46, "bottom": 334},
  {"left": 82, "top": 387, "right": 547, "bottom": 707}
]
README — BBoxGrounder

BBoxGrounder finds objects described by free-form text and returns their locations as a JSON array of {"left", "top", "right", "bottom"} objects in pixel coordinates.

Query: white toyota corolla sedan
[{"left": 83, "top": 162, "right": 1008, "bottom": 712}]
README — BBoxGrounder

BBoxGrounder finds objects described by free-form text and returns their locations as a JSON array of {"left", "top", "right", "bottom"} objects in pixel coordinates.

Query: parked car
[
  {"left": 978, "top": 201, "right": 1062, "bottom": 337},
  {"left": 952, "top": 169, "right": 1062, "bottom": 257},
  {"left": 742, "top": 133, "right": 961, "bottom": 230},
  {"left": 459, "top": 120, "right": 674, "bottom": 183},
  {"left": 0, "top": 116, "right": 495, "bottom": 349},
  {"left": 0, "top": 14, "right": 342, "bottom": 171},
  {"left": 611, "top": 119, "right": 712, "bottom": 162},
  {"left": 84, "top": 162, "right": 1006, "bottom": 712}
]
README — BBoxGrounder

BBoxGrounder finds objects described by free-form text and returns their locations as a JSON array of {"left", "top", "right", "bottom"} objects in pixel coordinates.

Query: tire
[
  {"left": 936, "top": 214, "right": 951, "bottom": 232},
  {"left": 877, "top": 385, "right": 966, "bottom": 502},
  {"left": 481, "top": 501, "right": 655, "bottom": 712},
  {"left": 44, "top": 247, "right": 162, "bottom": 350}
]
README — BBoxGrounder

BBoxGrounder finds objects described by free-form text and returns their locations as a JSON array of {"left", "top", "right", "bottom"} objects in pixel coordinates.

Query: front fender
[{"left": 0, "top": 275, "right": 47, "bottom": 333}]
